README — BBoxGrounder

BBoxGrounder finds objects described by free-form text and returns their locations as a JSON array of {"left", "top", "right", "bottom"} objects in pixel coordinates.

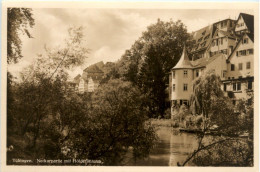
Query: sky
[{"left": 8, "top": 8, "right": 254, "bottom": 78}]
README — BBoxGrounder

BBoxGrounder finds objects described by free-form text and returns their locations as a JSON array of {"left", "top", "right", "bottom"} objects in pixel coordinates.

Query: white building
[{"left": 169, "top": 13, "right": 254, "bottom": 116}]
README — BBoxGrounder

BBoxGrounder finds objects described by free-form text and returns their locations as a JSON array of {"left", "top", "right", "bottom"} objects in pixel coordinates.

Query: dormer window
[
  {"left": 201, "top": 41, "right": 206, "bottom": 47},
  {"left": 202, "top": 31, "right": 206, "bottom": 35},
  {"left": 198, "top": 37, "right": 203, "bottom": 42},
  {"left": 204, "top": 34, "right": 210, "bottom": 40}
]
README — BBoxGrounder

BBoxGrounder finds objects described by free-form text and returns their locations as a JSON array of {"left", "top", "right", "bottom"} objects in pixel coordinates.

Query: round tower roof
[{"left": 172, "top": 46, "right": 193, "bottom": 69}]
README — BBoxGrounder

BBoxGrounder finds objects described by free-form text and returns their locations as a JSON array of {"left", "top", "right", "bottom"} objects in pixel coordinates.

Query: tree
[
  {"left": 7, "top": 26, "right": 89, "bottom": 162},
  {"left": 178, "top": 70, "right": 253, "bottom": 166},
  {"left": 63, "top": 79, "right": 157, "bottom": 165},
  {"left": 121, "top": 19, "right": 193, "bottom": 117},
  {"left": 7, "top": 8, "right": 35, "bottom": 64},
  {"left": 190, "top": 69, "right": 224, "bottom": 120}
]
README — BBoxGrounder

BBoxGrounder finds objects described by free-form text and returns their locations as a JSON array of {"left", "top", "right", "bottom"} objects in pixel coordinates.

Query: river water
[{"left": 125, "top": 127, "right": 199, "bottom": 166}]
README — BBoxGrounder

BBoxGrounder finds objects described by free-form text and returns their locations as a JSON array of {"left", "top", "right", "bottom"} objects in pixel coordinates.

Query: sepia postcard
[{"left": 1, "top": 1, "right": 259, "bottom": 172}]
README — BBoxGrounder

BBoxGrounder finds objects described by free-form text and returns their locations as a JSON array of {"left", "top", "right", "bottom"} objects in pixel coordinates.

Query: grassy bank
[{"left": 149, "top": 119, "right": 179, "bottom": 128}]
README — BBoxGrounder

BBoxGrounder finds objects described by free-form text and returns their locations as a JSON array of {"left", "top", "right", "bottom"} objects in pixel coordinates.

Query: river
[{"left": 125, "top": 127, "right": 199, "bottom": 166}]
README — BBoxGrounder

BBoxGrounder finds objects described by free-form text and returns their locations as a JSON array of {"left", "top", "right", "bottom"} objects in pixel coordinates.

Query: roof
[
  {"left": 73, "top": 74, "right": 81, "bottom": 84},
  {"left": 237, "top": 13, "right": 254, "bottom": 33},
  {"left": 227, "top": 33, "right": 254, "bottom": 61},
  {"left": 172, "top": 46, "right": 193, "bottom": 69},
  {"left": 191, "top": 54, "right": 224, "bottom": 68},
  {"left": 213, "top": 18, "right": 236, "bottom": 25},
  {"left": 247, "top": 33, "right": 254, "bottom": 42},
  {"left": 191, "top": 24, "right": 216, "bottom": 53},
  {"left": 217, "top": 30, "right": 237, "bottom": 39},
  {"left": 83, "top": 64, "right": 104, "bottom": 73}
]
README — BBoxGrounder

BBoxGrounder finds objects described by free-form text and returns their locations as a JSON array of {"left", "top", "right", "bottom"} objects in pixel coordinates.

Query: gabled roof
[
  {"left": 247, "top": 33, "right": 254, "bottom": 42},
  {"left": 172, "top": 46, "right": 193, "bottom": 69},
  {"left": 237, "top": 13, "right": 254, "bottom": 33},
  {"left": 227, "top": 33, "right": 254, "bottom": 61}
]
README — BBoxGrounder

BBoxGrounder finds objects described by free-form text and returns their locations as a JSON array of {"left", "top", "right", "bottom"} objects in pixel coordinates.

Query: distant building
[
  {"left": 79, "top": 64, "right": 104, "bottom": 93},
  {"left": 169, "top": 13, "right": 254, "bottom": 116},
  {"left": 68, "top": 64, "right": 104, "bottom": 93}
]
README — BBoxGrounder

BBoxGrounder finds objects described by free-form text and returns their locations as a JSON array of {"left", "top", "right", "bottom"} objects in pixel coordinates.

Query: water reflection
[{"left": 125, "top": 127, "right": 198, "bottom": 166}]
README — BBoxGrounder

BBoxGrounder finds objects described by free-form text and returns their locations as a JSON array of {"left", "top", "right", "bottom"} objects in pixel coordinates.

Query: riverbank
[{"left": 149, "top": 119, "right": 179, "bottom": 128}]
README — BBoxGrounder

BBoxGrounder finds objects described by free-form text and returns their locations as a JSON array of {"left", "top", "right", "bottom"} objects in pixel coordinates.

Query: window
[
  {"left": 230, "top": 21, "right": 232, "bottom": 27},
  {"left": 233, "top": 83, "right": 236, "bottom": 91},
  {"left": 248, "top": 81, "right": 252, "bottom": 90},
  {"left": 231, "top": 64, "right": 235, "bottom": 71},
  {"left": 204, "top": 34, "right": 210, "bottom": 40},
  {"left": 216, "top": 39, "right": 219, "bottom": 46},
  {"left": 172, "top": 84, "right": 175, "bottom": 92},
  {"left": 183, "top": 100, "right": 188, "bottom": 106},
  {"left": 172, "top": 71, "right": 175, "bottom": 79},
  {"left": 221, "top": 38, "right": 223, "bottom": 45},
  {"left": 248, "top": 49, "right": 254, "bottom": 55},
  {"left": 212, "top": 40, "right": 215, "bottom": 46},
  {"left": 237, "top": 82, "right": 241, "bottom": 91},
  {"left": 243, "top": 38, "right": 248, "bottom": 44},
  {"left": 239, "top": 63, "right": 243, "bottom": 70},
  {"left": 246, "top": 62, "right": 251, "bottom": 69},
  {"left": 223, "top": 21, "right": 227, "bottom": 27},
  {"left": 184, "top": 70, "right": 188, "bottom": 77},
  {"left": 224, "top": 83, "right": 227, "bottom": 91},
  {"left": 222, "top": 70, "right": 226, "bottom": 78},
  {"left": 183, "top": 84, "right": 188, "bottom": 91},
  {"left": 201, "top": 41, "right": 206, "bottom": 47},
  {"left": 196, "top": 70, "right": 199, "bottom": 77},
  {"left": 238, "top": 50, "right": 247, "bottom": 56}
]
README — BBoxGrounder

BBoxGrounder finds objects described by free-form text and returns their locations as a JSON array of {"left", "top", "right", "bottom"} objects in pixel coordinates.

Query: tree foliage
[
  {"left": 7, "top": 26, "right": 89, "bottom": 162},
  {"left": 7, "top": 8, "right": 35, "bottom": 63},
  {"left": 179, "top": 70, "right": 253, "bottom": 166},
  {"left": 190, "top": 69, "right": 224, "bottom": 119},
  {"left": 63, "top": 79, "right": 156, "bottom": 165},
  {"left": 7, "top": 26, "right": 156, "bottom": 165},
  {"left": 119, "top": 19, "right": 193, "bottom": 117}
]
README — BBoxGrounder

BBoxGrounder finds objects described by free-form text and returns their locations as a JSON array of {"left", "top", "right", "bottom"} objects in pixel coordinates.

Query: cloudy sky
[{"left": 8, "top": 8, "right": 254, "bottom": 78}]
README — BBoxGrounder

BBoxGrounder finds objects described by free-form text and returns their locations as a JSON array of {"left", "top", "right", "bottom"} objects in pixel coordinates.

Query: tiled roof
[
  {"left": 191, "top": 54, "right": 223, "bottom": 68},
  {"left": 191, "top": 25, "right": 216, "bottom": 53},
  {"left": 217, "top": 30, "right": 237, "bottom": 39},
  {"left": 239, "top": 13, "right": 254, "bottom": 33}
]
